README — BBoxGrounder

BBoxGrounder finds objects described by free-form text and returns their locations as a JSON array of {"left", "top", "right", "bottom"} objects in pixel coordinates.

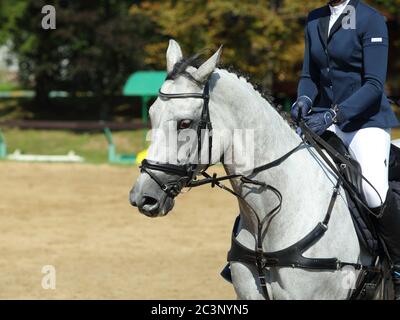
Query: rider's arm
[
  {"left": 297, "top": 24, "right": 320, "bottom": 104},
  {"left": 335, "top": 12, "right": 389, "bottom": 123}
]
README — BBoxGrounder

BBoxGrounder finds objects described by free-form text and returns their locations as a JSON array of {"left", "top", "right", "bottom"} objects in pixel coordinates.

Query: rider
[{"left": 292, "top": 0, "right": 400, "bottom": 299}]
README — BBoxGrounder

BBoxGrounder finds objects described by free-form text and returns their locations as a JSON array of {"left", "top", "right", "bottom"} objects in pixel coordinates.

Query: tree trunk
[{"left": 34, "top": 74, "right": 50, "bottom": 111}]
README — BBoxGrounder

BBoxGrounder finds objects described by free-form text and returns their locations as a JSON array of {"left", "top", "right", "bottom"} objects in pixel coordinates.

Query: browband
[{"left": 158, "top": 90, "right": 205, "bottom": 100}]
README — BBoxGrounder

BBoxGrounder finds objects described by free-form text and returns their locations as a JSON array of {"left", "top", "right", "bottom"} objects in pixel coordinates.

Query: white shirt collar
[{"left": 329, "top": 0, "right": 350, "bottom": 16}]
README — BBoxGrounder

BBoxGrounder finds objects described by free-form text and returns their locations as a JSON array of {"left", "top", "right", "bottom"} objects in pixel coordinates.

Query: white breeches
[{"left": 327, "top": 125, "right": 391, "bottom": 208}]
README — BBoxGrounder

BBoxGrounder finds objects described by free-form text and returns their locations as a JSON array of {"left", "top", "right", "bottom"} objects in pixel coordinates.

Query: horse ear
[
  {"left": 166, "top": 39, "right": 183, "bottom": 73},
  {"left": 192, "top": 45, "right": 223, "bottom": 83}
]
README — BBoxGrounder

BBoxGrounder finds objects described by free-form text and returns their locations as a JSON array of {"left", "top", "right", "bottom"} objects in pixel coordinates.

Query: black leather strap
[
  {"left": 141, "top": 159, "right": 191, "bottom": 176},
  {"left": 142, "top": 80, "right": 212, "bottom": 196},
  {"left": 228, "top": 179, "right": 341, "bottom": 271},
  {"left": 158, "top": 91, "right": 204, "bottom": 100},
  {"left": 228, "top": 223, "right": 339, "bottom": 270},
  {"left": 299, "top": 121, "right": 384, "bottom": 217},
  {"left": 251, "top": 143, "right": 304, "bottom": 175}
]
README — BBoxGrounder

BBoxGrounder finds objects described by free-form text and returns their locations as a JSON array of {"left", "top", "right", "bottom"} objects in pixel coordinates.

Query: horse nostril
[
  {"left": 140, "top": 196, "right": 160, "bottom": 216},
  {"left": 129, "top": 190, "right": 138, "bottom": 207},
  {"left": 142, "top": 196, "right": 158, "bottom": 207}
]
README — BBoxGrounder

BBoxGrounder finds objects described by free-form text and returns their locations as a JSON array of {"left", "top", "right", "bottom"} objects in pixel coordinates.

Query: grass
[
  {"left": 1, "top": 127, "right": 400, "bottom": 165},
  {"left": 0, "top": 82, "right": 20, "bottom": 91},
  {"left": 0, "top": 128, "right": 148, "bottom": 164}
]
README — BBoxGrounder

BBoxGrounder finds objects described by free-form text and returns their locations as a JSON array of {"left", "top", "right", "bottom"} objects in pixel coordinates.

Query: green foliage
[
  {"left": 130, "top": 0, "right": 400, "bottom": 95},
  {"left": 1, "top": 0, "right": 151, "bottom": 115},
  {"left": 370, "top": 0, "right": 400, "bottom": 14},
  {"left": 0, "top": 0, "right": 399, "bottom": 112},
  {"left": 0, "top": 82, "right": 19, "bottom": 91},
  {"left": 0, "top": 0, "right": 28, "bottom": 45},
  {"left": 130, "top": 0, "right": 323, "bottom": 91}
]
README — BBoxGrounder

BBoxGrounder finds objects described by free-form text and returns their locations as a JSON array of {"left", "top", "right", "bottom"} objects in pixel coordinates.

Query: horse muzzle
[{"left": 129, "top": 176, "right": 175, "bottom": 217}]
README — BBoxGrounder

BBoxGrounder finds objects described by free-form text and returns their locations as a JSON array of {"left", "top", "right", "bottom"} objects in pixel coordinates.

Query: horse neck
[
  {"left": 211, "top": 69, "right": 301, "bottom": 166},
  {"left": 210, "top": 69, "right": 335, "bottom": 250}
]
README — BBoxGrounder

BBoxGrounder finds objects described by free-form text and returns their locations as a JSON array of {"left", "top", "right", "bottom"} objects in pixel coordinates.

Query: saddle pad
[{"left": 344, "top": 188, "right": 379, "bottom": 256}]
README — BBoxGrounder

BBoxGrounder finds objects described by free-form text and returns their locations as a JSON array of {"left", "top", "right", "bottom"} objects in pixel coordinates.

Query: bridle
[
  {"left": 140, "top": 76, "right": 303, "bottom": 196},
  {"left": 140, "top": 79, "right": 213, "bottom": 197}
]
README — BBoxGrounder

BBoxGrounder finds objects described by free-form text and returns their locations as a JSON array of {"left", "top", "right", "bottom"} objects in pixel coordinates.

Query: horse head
[{"left": 130, "top": 39, "right": 224, "bottom": 217}]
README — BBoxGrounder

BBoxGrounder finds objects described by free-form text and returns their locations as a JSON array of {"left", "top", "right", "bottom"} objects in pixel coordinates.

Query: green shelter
[
  {"left": 0, "top": 130, "right": 6, "bottom": 158},
  {"left": 123, "top": 71, "right": 167, "bottom": 124},
  {"left": 102, "top": 71, "right": 166, "bottom": 165}
]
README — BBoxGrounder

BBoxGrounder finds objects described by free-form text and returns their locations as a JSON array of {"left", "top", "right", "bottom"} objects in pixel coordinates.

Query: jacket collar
[{"left": 317, "top": 0, "right": 360, "bottom": 48}]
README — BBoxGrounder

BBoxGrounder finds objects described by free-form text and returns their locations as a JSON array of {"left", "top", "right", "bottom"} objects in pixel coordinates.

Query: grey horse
[{"left": 130, "top": 39, "right": 379, "bottom": 299}]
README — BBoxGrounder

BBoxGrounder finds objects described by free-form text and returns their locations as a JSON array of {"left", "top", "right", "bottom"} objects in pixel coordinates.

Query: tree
[
  {"left": 370, "top": 0, "right": 400, "bottom": 96},
  {"left": 129, "top": 0, "right": 325, "bottom": 94},
  {"left": 1, "top": 0, "right": 399, "bottom": 114},
  {"left": 0, "top": 0, "right": 27, "bottom": 45},
  {"left": 1, "top": 0, "right": 150, "bottom": 117},
  {"left": 130, "top": 0, "right": 400, "bottom": 96}
]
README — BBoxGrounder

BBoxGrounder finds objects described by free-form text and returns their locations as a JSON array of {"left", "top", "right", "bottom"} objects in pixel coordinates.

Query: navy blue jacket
[{"left": 298, "top": 0, "right": 399, "bottom": 132}]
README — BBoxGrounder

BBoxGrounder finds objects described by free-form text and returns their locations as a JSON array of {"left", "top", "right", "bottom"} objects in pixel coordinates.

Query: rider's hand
[
  {"left": 290, "top": 96, "right": 313, "bottom": 123},
  {"left": 303, "top": 110, "right": 336, "bottom": 136}
]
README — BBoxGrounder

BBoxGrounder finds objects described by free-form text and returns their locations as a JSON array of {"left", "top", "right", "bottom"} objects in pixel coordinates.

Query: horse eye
[{"left": 178, "top": 120, "right": 192, "bottom": 130}]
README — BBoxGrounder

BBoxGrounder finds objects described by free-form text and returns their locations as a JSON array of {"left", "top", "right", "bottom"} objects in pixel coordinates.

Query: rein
[
  {"left": 139, "top": 77, "right": 382, "bottom": 300},
  {"left": 299, "top": 121, "right": 385, "bottom": 218}
]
